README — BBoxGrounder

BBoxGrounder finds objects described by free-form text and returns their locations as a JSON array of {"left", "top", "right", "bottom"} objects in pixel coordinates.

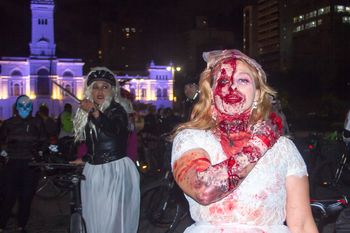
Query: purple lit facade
[{"left": 0, "top": 0, "right": 174, "bottom": 120}]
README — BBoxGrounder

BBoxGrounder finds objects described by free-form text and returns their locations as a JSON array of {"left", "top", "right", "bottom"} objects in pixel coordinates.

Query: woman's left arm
[{"left": 286, "top": 175, "right": 318, "bottom": 233}]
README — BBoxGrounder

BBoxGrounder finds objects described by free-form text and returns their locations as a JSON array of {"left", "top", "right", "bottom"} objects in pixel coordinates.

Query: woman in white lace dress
[{"left": 171, "top": 50, "right": 318, "bottom": 233}]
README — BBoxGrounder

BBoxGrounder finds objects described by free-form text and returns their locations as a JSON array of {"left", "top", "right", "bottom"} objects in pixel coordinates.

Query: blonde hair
[
  {"left": 173, "top": 55, "right": 276, "bottom": 137},
  {"left": 73, "top": 80, "right": 130, "bottom": 142}
]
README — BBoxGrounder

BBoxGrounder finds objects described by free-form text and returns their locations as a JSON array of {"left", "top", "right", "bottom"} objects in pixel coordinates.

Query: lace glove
[{"left": 196, "top": 114, "right": 282, "bottom": 187}]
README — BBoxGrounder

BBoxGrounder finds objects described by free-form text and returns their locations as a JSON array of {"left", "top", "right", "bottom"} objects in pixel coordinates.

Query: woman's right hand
[
  {"left": 80, "top": 99, "right": 96, "bottom": 113},
  {"left": 69, "top": 158, "right": 85, "bottom": 165}
]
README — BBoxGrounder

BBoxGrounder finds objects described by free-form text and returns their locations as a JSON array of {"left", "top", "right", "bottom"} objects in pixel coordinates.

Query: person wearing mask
[
  {"left": 0, "top": 95, "right": 48, "bottom": 233},
  {"left": 72, "top": 67, "right": 139, "bottom": 233},
  {"left": 171, "top": 49, "right": 317, "bottom": 233}
]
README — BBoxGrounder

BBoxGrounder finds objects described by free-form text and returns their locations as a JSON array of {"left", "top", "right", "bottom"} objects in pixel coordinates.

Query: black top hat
[{"left": 86, "top": 67, "right": 116, "bottom": 87}]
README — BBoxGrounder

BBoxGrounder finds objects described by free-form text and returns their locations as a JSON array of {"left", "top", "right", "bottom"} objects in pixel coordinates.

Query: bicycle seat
[{"left": 311, "top": 196, "right": 348, "bottom": 218}]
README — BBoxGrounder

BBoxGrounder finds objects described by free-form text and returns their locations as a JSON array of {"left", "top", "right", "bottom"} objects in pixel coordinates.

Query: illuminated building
[
  {"left": 116, "top": 61, "right": 174, "bottom": 109},
  {"left": 0, "top": 0, "right": 174, "bottom": 120},
  {"left": 0, "top": 0, "right": 84, "bottom": 119}
]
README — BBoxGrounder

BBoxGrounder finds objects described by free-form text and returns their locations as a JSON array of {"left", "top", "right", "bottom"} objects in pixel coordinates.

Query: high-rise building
[
  {"left": 243, "top": 0, "right": 290, "bottom": 74},
  {"left": 243, "top": 0, "right": 350, "bottom": 94}
]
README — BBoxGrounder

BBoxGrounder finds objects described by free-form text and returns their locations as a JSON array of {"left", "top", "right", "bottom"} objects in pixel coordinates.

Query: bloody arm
[{"left": 173, "top": 119, "right": 280, "bottom": 205}]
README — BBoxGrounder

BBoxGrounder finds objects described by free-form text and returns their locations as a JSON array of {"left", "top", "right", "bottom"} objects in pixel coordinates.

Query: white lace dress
[{"left": 171, "top": 129, "right": 308, "bottom": 233}]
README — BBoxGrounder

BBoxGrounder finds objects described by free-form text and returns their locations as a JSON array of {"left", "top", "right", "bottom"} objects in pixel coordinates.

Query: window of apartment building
[
  {"left": 305, "top": 21, "right": 316, "bottom": 29},
  {"left": 305, "top": 10, "right": 317, "bottom": 19},
  {"left": 293, "top": 15, "right": 304, "bottom": 23},
  {"left": 346, "top": 7, "right": 350, "bottom": 13},
  {"left": 342, "top": 16, "right": 350, "bottom": 24},
  {"left": 294, "top": 24, "right": 305, "bottom": 32},
  {"left": 335, "top": 5, "right": 345, "bottom": 13},
  {"left": 318, "top": 19, "right": 323, "bottom": 26}
]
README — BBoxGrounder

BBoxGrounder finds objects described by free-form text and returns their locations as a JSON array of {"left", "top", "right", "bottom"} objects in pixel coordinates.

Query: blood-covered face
[{"left": 213, "top": 59, "right": 259, "bottom": 115}]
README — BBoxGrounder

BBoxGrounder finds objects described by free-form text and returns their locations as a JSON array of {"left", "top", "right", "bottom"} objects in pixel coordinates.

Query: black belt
[{"left": 84, "top": 153, "right": 126, "bottom": 165}]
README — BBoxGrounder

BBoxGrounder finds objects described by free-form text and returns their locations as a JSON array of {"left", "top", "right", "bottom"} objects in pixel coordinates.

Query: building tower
[{"left": 29, "top": 0, "right": 56, "bottom": 58}]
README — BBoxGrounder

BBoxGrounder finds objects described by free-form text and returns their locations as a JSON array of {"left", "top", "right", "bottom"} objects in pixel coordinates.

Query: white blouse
[{"left": 171, "top": 129, "right": 308, "bottom": 233}]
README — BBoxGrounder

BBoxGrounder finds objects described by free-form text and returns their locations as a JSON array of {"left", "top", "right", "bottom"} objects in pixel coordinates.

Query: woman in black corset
[{"left": 72, "top": 67, "right": 140, "bottom": 233}]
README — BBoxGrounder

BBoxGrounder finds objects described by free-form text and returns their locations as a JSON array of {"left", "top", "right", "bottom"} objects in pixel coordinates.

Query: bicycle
[
  {"left": 30, "top": 162, "right": 87, "bottom": 233},
  {"left": 139, "top": 135, "right": 193, "bottom": 233},
  {"left": 310, "top": 140, "right": 349, "bottom": 195}
]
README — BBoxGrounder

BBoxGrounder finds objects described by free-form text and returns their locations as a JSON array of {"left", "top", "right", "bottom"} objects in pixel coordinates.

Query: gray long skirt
[{"left": 81, "top": 157, "right": 140, "bottom": 233}]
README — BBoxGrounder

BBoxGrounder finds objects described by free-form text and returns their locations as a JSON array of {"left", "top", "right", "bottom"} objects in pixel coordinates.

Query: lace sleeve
[
  {"left": 284, "top": 137, "right": 308, "bottom": 177},
  {"left": 171, "top": 129, "right": 202, "bottom": 168}
]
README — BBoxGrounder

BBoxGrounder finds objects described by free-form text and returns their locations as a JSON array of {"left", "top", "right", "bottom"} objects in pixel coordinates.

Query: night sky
[{"left": 0, "top": 0, "right": 246, "bottom": 68}]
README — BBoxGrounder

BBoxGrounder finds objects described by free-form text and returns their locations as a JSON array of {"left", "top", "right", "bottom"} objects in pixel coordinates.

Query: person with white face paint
[
  {"left": 72, "top": 67, "right": 140, "bottom": 233},
  {"left": 0, "top": 95, "right": 48, "bottom": 233},
  {"left": 171, "top": 50, "right": 318, "bottom": 233}
]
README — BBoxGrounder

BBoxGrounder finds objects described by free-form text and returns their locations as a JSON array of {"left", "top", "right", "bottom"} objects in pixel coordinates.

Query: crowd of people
[{"left": 2, "top": 49, "right": 349, "bottom": 233}]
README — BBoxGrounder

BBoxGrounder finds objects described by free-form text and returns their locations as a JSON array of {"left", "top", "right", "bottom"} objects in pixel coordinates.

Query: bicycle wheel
[
  {"left": 141, "top": 183, "right": 181, "bottom": 228},
  {"left": 36, "top": 176, "right": 67, "bottom": 199},
  {"left": 69, "top": 212, "right": 87, "bottom": 233}
]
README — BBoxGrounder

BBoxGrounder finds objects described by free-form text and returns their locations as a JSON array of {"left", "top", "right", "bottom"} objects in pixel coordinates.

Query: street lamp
[{"left": 166, "top": 64, "right": 182, "bottom": 108}]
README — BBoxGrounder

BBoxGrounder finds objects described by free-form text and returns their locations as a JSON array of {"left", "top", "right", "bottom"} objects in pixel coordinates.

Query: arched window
[
  {"left": 63, "top": 71, "right": 74, "bottom": 77},
  {"left": 11, "top": 70, "right": 22, "bottom": 77},
  {"left": 37, "top": 69, "right": 50, "bottom": 95}
]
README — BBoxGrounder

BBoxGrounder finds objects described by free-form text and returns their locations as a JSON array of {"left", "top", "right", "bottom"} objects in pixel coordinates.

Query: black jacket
[
  {"left": 84, "top": 101, "right": 128, "bottom": 162},
  {"left": 0, "top": 115, "right": 48, "bottom": 160}
]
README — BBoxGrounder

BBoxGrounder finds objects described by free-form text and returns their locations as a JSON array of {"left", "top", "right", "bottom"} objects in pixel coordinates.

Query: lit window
[
  {"left": 125, "top": 27, "right": 130, "bottom": 32},
  {"left": 335, "top": 5, "right": 345, "bottom": 13},
  {"left": 305, "top": 10, "right": 317, "bottom": 19},
  {"left": 305, "top": 21, "right": 316, "bottom": 29},
  {"left": 318, "top": 8, "right": 325, "bottom": 15},
  {"left": 342, "top": 16, "right": 350, "bottom": 24},
  {"left": 318, "top": 19, "right": 323, "bottom": 25},
  {"left": 131, "top": 28, "right": 136, "bottom": 32},
  {"left": 346, "top": 7, "right": 350, "bottom": 13},
  {"left": 126, "top": 33, "right": 130, "bottom": 38}
]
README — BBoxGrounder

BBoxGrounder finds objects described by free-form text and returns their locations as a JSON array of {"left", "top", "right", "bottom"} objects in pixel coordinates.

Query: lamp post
[{"left": 166, "top": 64, "right": 182, "bottom": 108}]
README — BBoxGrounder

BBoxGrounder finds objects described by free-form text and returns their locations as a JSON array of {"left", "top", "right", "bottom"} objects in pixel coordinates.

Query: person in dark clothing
[
  {"left": 71, "top": 67, "right": 140, "bottom": 233},
  {"left": 36, "top": 104, "right": 59, "bottom": 144},
  {"left": 0, "top": 95, "right": 48, "bottom": 233},
  {"left": 183, "top": 82, "right": 200, "bottom": 121}
]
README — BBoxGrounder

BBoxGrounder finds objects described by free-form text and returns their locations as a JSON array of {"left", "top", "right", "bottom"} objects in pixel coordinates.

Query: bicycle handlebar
[{"left": 29, "top": 162, "right": 84, "bottom": 169}]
